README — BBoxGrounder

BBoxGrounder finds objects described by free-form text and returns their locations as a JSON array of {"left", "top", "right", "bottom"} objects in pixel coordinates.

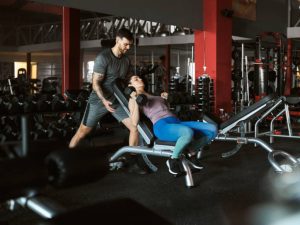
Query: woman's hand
[
  {"left": 130, "top": 91, "right": 137, "bottom": 100},
  {"left": 161, "top": 92, "right": 168, "bottom": 100}
]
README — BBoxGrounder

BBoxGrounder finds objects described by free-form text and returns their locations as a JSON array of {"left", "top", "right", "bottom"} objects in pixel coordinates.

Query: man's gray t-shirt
[{"left": 89, "top": 48, "right": 130, "bottom": 104}]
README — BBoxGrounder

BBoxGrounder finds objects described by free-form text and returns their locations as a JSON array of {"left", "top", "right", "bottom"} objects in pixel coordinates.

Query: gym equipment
[
  {"left": 202, "top": 94, "right": 299, "bottom": 173},
  {"left": 231, "top": 41, "right": 256, "bottom": 114},
  {"left": 254, "top": 95, "right": 300, "bottom": 143},
  {"left": 35, "top": 93, "right": 52, "bottom": 112},
  {"left": 116, "top": 83, "right": 289, "bottom": 184},
  {"left": 254, "top": 32, "right": 286, "bottom": 97},
  {"left": 51, "top": 94, "right": 66, "bottom": 111},
  {"left": 64, "top": 89, "right": 89, "bottom": 110},
  {"left": 0, "top": 80, "right": 89, "bottom": 147},
  {"left": 0, "top": 157, "right": 47, "bottom": 202},
  {"left": 1, "top": 157, "right": 66, "bottom": 219},
  {"left": 1, "top": 147, "right": 109, "bottom": 219},
  {"left": 197, "top": 76, "right": 214, "bottom": 113},
  {"left": 124, "top": 86, "right": 148, "bottom": 106},
  {"left": 110, "top": 79, "right": 202, "bottom": 188},
  {"left": 254, "top": 35, "right": 269, "bottom": 97},
  {"left": 46, "top": 148, "right": 109, "bottom": 187},
  {"left": 41, "top": 77, "right": 59, "bottom": 95}
]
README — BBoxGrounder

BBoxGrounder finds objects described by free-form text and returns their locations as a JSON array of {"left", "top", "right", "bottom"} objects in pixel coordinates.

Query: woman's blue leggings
[{"left": 153, "top": 116, "right": 218, "bottom": 158}]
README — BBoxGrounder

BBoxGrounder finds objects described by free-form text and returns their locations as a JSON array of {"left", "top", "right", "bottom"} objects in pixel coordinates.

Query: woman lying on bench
[{"left": 126, "top": 74, "right": 217, "bottom": 175}]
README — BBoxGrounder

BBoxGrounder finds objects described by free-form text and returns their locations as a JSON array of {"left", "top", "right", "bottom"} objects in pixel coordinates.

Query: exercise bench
[
  {"left": 203, "top": 94, "right": 299, "bottom": 173},
  {"left": 110, "top": 80, "right": 200, "bottom": 188},
  {"left": 254, "top": 95, "right": 300, "bottom": 144}
]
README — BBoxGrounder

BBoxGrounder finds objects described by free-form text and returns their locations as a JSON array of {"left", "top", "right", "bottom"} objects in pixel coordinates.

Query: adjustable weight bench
[
  {"left": 110, "top": 82, "right": 299, "bottom": 189},
  {"left": 254, "top": 95, "right": 300, "bottom": 144},
  {"left": 110, "top": 80, "right": 198, "bottom": 188},
  {"left": 203, "top": 94, "right": 299, "bottom": 173}
]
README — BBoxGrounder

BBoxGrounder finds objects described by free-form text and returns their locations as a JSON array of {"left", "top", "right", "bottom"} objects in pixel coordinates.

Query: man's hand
[{"left": 102, "top": 98, "right": 115, "bottom": 112}]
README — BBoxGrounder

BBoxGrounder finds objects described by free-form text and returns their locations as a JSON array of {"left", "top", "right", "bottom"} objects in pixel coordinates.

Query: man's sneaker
[
  {"left": 108, "top": 154, "right": 127, "bottom": 171},
  {"left": 187, "top": 156, "right": 204, "bottom": 170},
  {"left": 166, "top": 158, "right": 182, "bottom": 175},
  {"left": 126, "top": 155, "right": 149, "bottom": 175},
  {"left": 109, "top": 161, "right": 125, "bottom": 171},
  {"left": 127, "top": 162, "right": 148, "bottom": 175}
]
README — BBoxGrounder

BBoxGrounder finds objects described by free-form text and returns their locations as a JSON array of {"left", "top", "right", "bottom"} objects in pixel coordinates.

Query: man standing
[{"left": 69, "top": 28, "right": 139, "bottom": 153}]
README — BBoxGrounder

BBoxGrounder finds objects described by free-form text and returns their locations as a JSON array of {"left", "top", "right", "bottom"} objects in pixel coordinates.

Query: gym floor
[{"left": 1, "top": 133, "right": 299, "bottom": 225}]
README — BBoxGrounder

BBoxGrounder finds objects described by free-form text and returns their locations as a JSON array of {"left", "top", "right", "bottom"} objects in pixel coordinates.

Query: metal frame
[
  {"left": 214, "top": 96, "right": 299, "bottom": 173},
  {"left": 109, "top": 145, "right": 196, "bottom": 188},
  {"left": 220, "top": 104, "right": 268, "bottom": 134},
  {"left": 8, "top": 16, "right": 193, "bottom": 47},
  {"left": 216, "top": 135, "right": 298, "bottom": 173},
  {"left": 255, "top": 97, "right": 300, "bottom": 143},
  {"left": 111, "top": 83, "right": 299, "bottom": 189},
  {"left": 111, "top": 82, "right": 199, "bottom": 188}
]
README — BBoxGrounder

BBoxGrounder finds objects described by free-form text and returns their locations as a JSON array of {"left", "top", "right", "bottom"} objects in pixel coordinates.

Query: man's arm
[
  {"left": 92, "top": 72, "right": 115, "bottom": 112},
  {"left": 92, "top": 72, "right": 105, "bottom": 100}
]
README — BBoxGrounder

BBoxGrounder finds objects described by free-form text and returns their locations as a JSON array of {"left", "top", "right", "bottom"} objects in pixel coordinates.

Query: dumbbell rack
[
  {"left": 197, "top": 76, "right": 214, "bottom": 113},
  {"left": 0, "top": 93, "right": 88, "bottom": 157},
  {"left": 166, "top": 92, "right": 201, "bottom": 121},
  {"left": 0, "top": 112, "right": 81, "bottom": 157},
  {"left": 167, "top": 75, "right": 215, "bottom": 121}
]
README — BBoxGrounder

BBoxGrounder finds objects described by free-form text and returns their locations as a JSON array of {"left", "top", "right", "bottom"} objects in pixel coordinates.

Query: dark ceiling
[
  {"left": 0, "top": 0, "right": 60, "bottom": 26},
  {"left": 1, "top": 0, "right": 300, "bottom": 47},
  {"left": 2, "top": 0, "right": 299, "bottom": 31},
  {"left": 0, "top": 0, "right": 109, "bottom": 27}
]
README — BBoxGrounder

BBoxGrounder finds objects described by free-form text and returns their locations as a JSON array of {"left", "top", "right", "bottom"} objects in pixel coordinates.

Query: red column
[
  {"left": 285, "top": 39, "right": 292, "bottom": 96},
  {"left": 195, "top": 0, "right": 232, "bottom": 113},
  {"left": 62, "top": 7, "right": 81, "bottom": 93}
]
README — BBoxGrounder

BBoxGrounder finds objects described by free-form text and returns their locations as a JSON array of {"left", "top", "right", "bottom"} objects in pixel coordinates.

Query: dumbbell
[
  {"left": 18, "top": 95, "right": 36, "bottom": 113},
  {"left": 77, "top": 90, "right": 89, "bottom": 109},
  {"left": 51, "top": 94, "right": 66, "bottom": 112},
  {"left": 48, "top": 122, "right": 67, "bottom": 138},
  {"left": 34, "top": 93, "right": 51, "bottom": 112},
  {"left": 124, "top": 86, "right": 148, "bottom": 106},
  {"left": 64, "top": 89, "right": 89, "bottom": 111},
  {"left": 2, "top": 123, "right": 20, "bottom": 141},
  {"left": 31, "top": 122, "right": 52, "bottom": 140}
]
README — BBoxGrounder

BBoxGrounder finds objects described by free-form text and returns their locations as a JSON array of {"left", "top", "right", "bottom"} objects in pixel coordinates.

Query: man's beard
[{"left": 118, "top": 46, "right": 127, "bottom": 54}]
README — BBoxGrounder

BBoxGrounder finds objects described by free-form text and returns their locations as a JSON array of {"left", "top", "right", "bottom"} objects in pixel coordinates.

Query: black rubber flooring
[{"left": 1, "top": 136, "right": 299, "bottom": 225}]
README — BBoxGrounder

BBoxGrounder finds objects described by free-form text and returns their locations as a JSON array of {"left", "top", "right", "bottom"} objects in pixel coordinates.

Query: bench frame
[
  {"left": 111, "top": 82, "right": 299, "bottom": 188},
  {"left": 206, "top": 95, "right": 299, "bottom": 172},
  {"left": 254, "top": 96, "right": 300, "bottom": 143}
]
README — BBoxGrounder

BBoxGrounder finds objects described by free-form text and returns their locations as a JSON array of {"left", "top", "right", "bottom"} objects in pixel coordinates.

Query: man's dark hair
[{"left": 116, "top": 28, "right": 134, "bottom": 41}]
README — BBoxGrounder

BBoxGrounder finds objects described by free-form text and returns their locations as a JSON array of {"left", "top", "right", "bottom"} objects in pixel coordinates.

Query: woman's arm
[
  {"left": 161, "top": 92, "right": 171, "bottom": 109},
  {"left": 128, "top": 93, "right": 140, "bottom": 127}
]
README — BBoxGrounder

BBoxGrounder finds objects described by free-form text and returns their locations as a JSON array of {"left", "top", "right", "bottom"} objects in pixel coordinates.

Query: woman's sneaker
[
  {"left": 166, "top": 158, "right": 182, "bottom": 175},
  {"left": 187, "top": 156, "right": 204, "bottom": 170}
]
